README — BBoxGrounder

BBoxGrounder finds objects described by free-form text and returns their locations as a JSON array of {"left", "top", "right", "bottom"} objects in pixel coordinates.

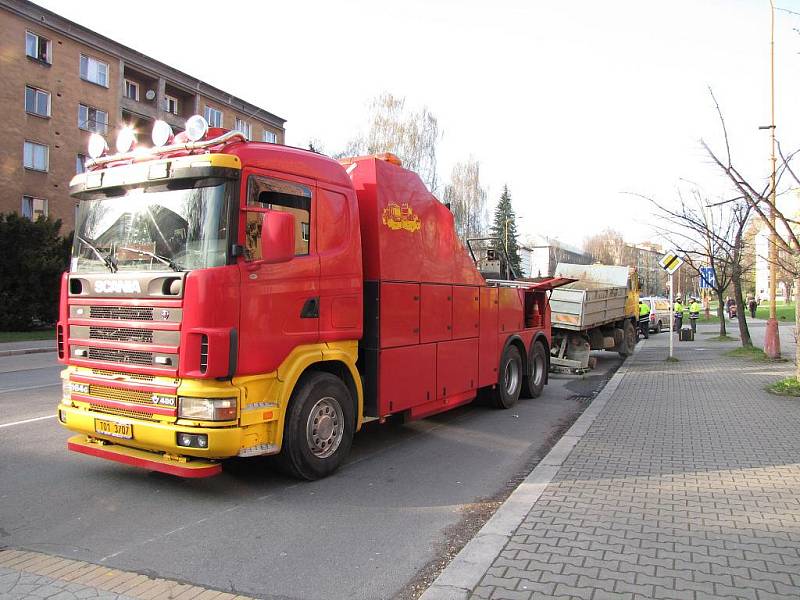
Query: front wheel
[
  {"left": 277, "top": 372, "right": 354, "bottom": 480},
  {"left": 619, "top": 320, "right": 637, "bottom": 357},
  {"left": 493, "top": 345, "right": 523, "bottom": 409}
]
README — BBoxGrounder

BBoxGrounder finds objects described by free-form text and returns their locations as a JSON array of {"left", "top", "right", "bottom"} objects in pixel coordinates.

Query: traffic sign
[
  {"left": 659, "top": 251, "right": 684, "bottom": 275},
  {"left": 699, "top": 266, "right": 716, "bottom": 289}
]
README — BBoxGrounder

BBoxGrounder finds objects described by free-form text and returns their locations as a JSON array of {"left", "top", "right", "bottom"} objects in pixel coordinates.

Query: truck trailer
[
  {"left": 56, "top": 116, "right": 566, "bottom": 480},
  {"left": 549, "top": 263, "right": 640, "bottom": 372}
]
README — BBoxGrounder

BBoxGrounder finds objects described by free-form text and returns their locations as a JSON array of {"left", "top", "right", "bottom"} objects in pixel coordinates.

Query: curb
[
  {"left": 0, "top": 347, "right": 57, "bottom": 357},
  {"left": 419, "top": 342, "right": 641, "bottom": 600}
]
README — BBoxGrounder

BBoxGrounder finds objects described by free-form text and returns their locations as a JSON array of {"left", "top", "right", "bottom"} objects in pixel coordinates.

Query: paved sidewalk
[
  {"left": 423, "top": 324, "right": 800, "bottom": 599},
  {"left": 0, "top": 339, "right": 56, "bottom": 357}
]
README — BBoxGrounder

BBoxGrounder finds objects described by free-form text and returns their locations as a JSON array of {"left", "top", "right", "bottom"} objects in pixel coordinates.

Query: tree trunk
[
  {"left": 716, "top": 289, "right": 727, "bottom": 337},
  {"left": 795, "top": 272, "right": 800, "bottom": 381},
  {"left": 732, "top": 263, "right": 752, "bottom": 347}
]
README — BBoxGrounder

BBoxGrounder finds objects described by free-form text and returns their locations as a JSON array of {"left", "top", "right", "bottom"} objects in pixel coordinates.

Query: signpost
[
  {"left": 659, "top": 251, "right": 685, "bottom": 359},
  {"left": 699, "top": 266, "right": 716, "bottom": 290}
]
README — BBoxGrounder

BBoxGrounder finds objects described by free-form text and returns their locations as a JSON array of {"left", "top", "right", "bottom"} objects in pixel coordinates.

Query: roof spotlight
[
  {"left": 185, "top": 115, "right": 208, "bottom": 142},
  {"left": 87, "top": 133, "right": 108, "bottom": 159},
  {"left": 152, "top": 120, "right": 174, "bottom": 147},
  {"left": 116, "top": 126, "right": 137, "bottom": 153}
]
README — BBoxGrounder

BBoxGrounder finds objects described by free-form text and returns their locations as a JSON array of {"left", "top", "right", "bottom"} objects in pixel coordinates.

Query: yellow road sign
[{"left": 659, "top": 251, "right": 684, "bottom": 274}]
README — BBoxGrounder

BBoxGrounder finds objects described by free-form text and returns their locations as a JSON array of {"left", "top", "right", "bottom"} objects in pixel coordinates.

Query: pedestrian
[
  {"left": 689, "top": 297, "right": 701, "bottom": 334},
  {"left": 674, "top": 297, "right": 684, "bottom": 331},
  {"left": 638, "top": 299, "right": 650, "bottom": 339},
  {"left": 748, "top": 297, "right": 757, "bottom": 319}
]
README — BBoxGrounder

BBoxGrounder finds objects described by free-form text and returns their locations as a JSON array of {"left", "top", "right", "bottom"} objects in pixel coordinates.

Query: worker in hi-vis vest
[
  {"left": 689, "top": 298, "right": 701, "bottom": 334},
  {"left": 674, "top": 298, "right": 684, "bottom": 330},
  {"left": 638, "top": 300, "right": 651, "bottom": 339}
]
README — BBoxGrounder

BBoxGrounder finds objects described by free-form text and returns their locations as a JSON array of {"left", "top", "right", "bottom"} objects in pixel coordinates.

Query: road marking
[
  {"left": 0, "top": 383, "right": 60, "bottom": 394},
  {"left": 0, "top": 415, "right": 55, "bottom": 428}
]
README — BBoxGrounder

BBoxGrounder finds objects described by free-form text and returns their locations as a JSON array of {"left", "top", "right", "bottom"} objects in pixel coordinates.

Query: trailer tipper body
[
  {"left": 549, "top": 263, "right": 640, "bottom": 372},
  {"left": 57, "top": 117, "right": 565, "bottom": 479}
]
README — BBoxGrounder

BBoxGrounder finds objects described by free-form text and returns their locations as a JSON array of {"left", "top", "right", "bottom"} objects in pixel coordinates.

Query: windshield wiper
[
  {"left": 121, "top": 247, "right": 182, "bottom": 272},
  {"left": 78, "top": 236, "right": 117, "bottom": 273}
]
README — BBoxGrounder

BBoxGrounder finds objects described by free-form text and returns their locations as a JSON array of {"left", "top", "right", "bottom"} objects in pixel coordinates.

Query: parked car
[{"left": 640, "top": 296, "right": 672, "bottom": 333}]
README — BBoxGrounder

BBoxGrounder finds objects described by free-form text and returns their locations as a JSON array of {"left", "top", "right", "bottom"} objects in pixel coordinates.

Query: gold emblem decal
[{"left": 382, "top": 202, "right": 421, "bottom": 232}]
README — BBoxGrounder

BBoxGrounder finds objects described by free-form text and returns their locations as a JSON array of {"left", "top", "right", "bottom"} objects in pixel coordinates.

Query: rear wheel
[
  {"left": 493, "top": 345, "right": 523, "bottom": 409},
  {"left": 277, "top": 372, "right": 354, "bottom": 480},
  {"left": 522, "top": 341, "right": 547, "bottom": 399}
]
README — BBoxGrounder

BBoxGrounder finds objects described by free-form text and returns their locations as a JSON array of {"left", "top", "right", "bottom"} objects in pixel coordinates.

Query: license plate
[{"left": 94, "top": 419, "right": 133, "bottom": 439}]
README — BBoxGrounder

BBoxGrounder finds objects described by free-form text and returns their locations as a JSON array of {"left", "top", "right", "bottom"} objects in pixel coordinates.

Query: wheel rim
[
  {"left": 504, "top": 357, "right": 520, "bottom": 395},
  {"left": 306, "top": 397, "right": 344, "bottom": 459},
  {"left": 532, "top": 353, "right": 545, "bottom": 387}
]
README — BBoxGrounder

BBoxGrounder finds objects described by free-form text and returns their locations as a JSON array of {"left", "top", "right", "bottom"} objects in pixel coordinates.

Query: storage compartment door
[
  {"left": 452, "top": 286, "right": 479, "bottom": 339},
  {"left": 437, "top": 338, "right": 478, "bottom": 399},
  {"left": 379, "top": 282, "right": 420, "bottom": 348},
  {"left": 479, "top": 287, "right": 499, "bottom": 387},
  {"left": 378, "top": 344, "right": 436, "bottom": 415},
  {"left": 420, "top": 284, "right": 452, "bottom": 343},
  {"left": 499, "top": 287, "right": 524, "bottom": 333}
]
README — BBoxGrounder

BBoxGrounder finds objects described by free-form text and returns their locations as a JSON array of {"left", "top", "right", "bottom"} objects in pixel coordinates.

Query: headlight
[{"left": 178, "top": 397, "right": 237, "bottom": 421}]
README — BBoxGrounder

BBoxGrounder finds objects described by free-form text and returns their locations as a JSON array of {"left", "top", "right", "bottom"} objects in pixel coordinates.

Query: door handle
[{"left": 300, "top": 297, "right": 320, "bottom": 318}]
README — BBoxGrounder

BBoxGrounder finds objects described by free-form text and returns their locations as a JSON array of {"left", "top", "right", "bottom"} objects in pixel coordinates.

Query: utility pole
[{"left": 764, "top": 0, "right": 781, "bottom": 358}]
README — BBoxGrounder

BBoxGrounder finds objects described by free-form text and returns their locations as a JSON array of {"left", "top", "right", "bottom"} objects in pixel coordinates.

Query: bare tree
[
  {"left": 341, "top": 92, "right": 440, "bottom": 192},
  {"left": 583, "top": 229, "right": 627, "bottom": 264},
  {"left": 701, "top": 90, "right": 800, "bottom": 361},
  {"left": 443, "top": 158, "right": 487, "bottom": 241},
  {"left": 647, "top": 188, "right": 752, "bottom": 342}
]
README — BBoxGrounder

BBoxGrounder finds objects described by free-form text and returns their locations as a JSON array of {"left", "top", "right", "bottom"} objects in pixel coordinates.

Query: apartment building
[{"left": 1, "top": 0, "right": 286, "bottom": 231}]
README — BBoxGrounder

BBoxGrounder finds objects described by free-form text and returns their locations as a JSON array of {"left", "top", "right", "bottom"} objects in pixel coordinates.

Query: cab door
[{"left": 237, "top": 169, "right": 320, "bottom": 375}]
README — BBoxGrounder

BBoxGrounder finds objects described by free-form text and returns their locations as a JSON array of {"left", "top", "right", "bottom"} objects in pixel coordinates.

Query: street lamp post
[{"left": 764, "top": 0, "right": 781, "bottom": 358}]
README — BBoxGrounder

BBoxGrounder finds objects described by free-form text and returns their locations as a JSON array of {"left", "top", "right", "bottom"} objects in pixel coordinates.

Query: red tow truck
[{"left": 57, "top": 115, "right": 566, "bottom": 479}]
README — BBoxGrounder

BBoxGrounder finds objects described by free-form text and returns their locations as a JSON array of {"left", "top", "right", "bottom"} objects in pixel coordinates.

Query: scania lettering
[{"left": 56, "top": 117, "right": 569, "bottom": 479}]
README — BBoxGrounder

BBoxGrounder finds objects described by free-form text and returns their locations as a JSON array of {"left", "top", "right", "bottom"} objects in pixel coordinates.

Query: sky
[{"left": 34, "top": 0, "right": 800, "bottom": 248}]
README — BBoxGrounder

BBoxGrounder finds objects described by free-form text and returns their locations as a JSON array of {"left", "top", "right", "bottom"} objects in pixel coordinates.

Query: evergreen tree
[{"left": 490, "top": 185, "right": 522, "bottom": 276}]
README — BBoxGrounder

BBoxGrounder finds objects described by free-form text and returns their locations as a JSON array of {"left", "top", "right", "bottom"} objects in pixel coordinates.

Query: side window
[{"left": 245, "top": 175, "right": 312, "bottom": 260}]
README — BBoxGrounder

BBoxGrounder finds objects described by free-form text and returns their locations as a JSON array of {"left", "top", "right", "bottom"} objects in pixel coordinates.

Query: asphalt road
[{"left": 0, "top": 348, "right": 622, "bottom": 600}]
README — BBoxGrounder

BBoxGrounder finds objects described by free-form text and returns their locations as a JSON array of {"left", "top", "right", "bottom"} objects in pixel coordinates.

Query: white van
[{"left": 640, "top": 296, "right": 671, "bottom": 333}]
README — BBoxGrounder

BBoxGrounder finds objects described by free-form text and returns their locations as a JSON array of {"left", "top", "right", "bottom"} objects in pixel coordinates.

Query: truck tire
[
  {"left": 522, "top": 340, "right": 547, "bottom": 399},
  {"left": 493, "top": 345, "right": 523, "bottom": 409},
  {"left": 619, "top": 320, "right": 636, "bottom": 357},
  {"left": 277, "top": 372, "right": 354, "bottom": 480}
]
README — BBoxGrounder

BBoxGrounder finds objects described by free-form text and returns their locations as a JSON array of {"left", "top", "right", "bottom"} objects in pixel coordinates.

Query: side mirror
[{"left": 260, "top": 210, "right": 295, "bottom": 264}]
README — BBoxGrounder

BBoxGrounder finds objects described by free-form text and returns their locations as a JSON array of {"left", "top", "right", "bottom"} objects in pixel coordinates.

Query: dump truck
[
  {"left": 549, "top": 263, "right": 640, "bottom": 372},
  {"left": 56, "top": 115, "right": 568, "bottom": 480}
]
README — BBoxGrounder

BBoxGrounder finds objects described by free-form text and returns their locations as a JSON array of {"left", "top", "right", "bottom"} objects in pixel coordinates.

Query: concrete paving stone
[
  {"left": 732, "top": 575, "right": 776, "bottom": 593},
  {"left": 49, "top": 592, "right": 79, "bottom": 600},
  {"left": 537, "top": 571, "right": 577, "bottom": 586},
  {"left": 478, "top": 574, "right": 519, "bottom": 590},
  {"left": 30, "top": 583, "right": 67, "bottom": 598},
  {"left": 715, "top": 583, "right": 757, "bottom": 599},
  {"left": 471, "top": 587, "right": 494, "bottom": 599},
  {"left": 652, "top": 585, "right": 693, "bottom": 599},
  {"left": 514, "top": 579, "right": 555, "bottom": 595},
  {"left": 488, "top": 588, "right": 531, "bottom": 600}
]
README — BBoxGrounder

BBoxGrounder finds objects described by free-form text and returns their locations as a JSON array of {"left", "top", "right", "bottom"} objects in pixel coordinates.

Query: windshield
[{"left": 71, "top": 180, "right": 231, "bottom": 273}]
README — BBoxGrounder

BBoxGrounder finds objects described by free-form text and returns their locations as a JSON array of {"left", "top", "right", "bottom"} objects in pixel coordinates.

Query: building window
[
  {"left": 23, "top": 141, "right": 48, "bottom": 172},
  {"left": 80, "top": 54, "right": 109, "bottom": 87},
  {"left": 25, "top": 31, "right": 51, "bottom": 63},
  {"left": 164, "top": 95, "right": 178, "bottom": 115},
  {"left": 21, "top": 196, "right": 48, "bottom": 220},
  {"left": 78, "top": 104, "right": 108, "bottom": 134},
  {"left": 124, "top": 79, "right": 139, "bottom": 101},
  {"left": 204, "top": 106, "right": 222, "bottom": 128},
  {"left": 76, "top": 154, "right": 86, "bottom": 174},
  {"left": 263, "top": 130, "right": 277, "bottom": 143},
  {"left": 25, "top": 85, "right": 50, "bottom": 117},
  {"left": 234, "top": 118, "right": 251, "bottom": 139}
]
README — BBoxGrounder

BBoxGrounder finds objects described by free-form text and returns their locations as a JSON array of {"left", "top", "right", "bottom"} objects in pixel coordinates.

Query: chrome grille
[
  {"left": 89, "top": 404, "right": 159, "bottom": 421},
  {"left": 89, "top": 326, "right": 153, "bottom": 344},
  {"left": 88, "top": 384, "right": 155, "bottom": 406},
  {"left": 91, "top": 369, "right": 155, "bottom": 382},
  {"left": 89, "top": 306, "right": 154, "bottom": 321},
  {"left": 88, "top": 347, "right": 153, "bottom": 366}
]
